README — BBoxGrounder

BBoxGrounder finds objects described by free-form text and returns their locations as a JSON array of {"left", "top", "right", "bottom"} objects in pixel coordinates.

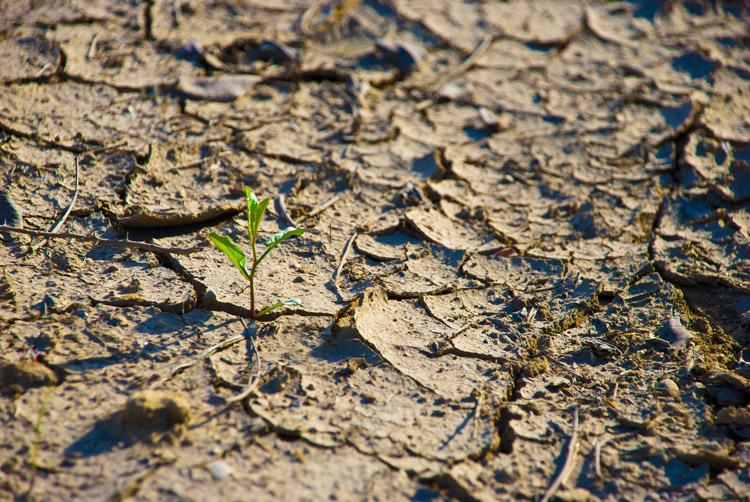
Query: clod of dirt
[
  {"left": 673, "top": 447, "right": 740, "bottom": 472},
  {"left": 715, "top": 387, "right": 746, "bottom": 407},
  {"left": 658, "top": 317, "right": 692, "bottom": 350},
  {"left": 0, "top": 360, "right": 58, "bottom": 396},
  {"left": 553, "top": 488, "right": 597, "bottom": 502},
  {"left": 715, "top": 407, "right": 750, "bottom": 439},
  {"left": 335, "top": 357, "right": 368, "bottom": 377},
  {"left": 705, "top": 372, "right": 750, "bottom": 394},
  {"left": 655, "top": 378, "right": 680, "bottom": 398},
  {"left": 120, "top": 390, "right": 190, "bottom": 431},
  {"left": 523, "top": 356, "right": 549, "bottom": 377}
]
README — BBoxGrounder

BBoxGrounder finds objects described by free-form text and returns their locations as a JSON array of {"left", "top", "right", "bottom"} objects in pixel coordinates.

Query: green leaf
[
  {"left": 256, "top": 298, "right": 301, "bottom": 317},
  {"left": 253, "top": 198, "right": 270, "bottom": 238},
  {"left": 209, "top": 233, "right": 251, "bottom": 282},
  {"left": 244, "top": 187, "right": 270, "bottom": 240},
  {"left": 258, "top": 226, "right": 304, "bottom": 264},
  {"left": 245, "top": 188, "right": 259, "bottom": 240}
]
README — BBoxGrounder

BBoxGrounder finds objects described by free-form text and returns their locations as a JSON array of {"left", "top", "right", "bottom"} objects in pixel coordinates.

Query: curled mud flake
[
  {"left": 658, "top": 317, "right": 693, "bottom": 351},
  {"left": 121, "top": 390, "right": 190, "bottom": 431},
  {"left": 395, "top": 182, "right": 425, "bottom": 207},
  {"left": 404, "top": 207, "right": 482, "bottom": 250},
  {"left": 584, "top": 6, "right": 638, "bottom": 49},
  {"left": 353, "top": 234, "right": 403, "bottom": 262},
  {"left": 375, "top": 39, "right": 425, "bottom": 73},
  {"left": 177, "top": 40, "right": 206, "bottom": 59},
  {"left": 247, "top": 40, "right": 300, "bottom": 65},
  {"left": 118, "top": 202, "right": 243, "bottom": 228},
  {"left": 176, "top": 74, "right": 261, "bottom": 102},
  {"left": 0, "top": 191, "right": 23, "bottom": 229}
]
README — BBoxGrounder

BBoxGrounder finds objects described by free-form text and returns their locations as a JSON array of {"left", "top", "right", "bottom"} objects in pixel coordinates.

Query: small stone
[
  {"left": 121, "top": 390, "right": 190, "bottom": 431},
  {"left": 206, "top": 460, "right": 233, "bottom": 480},
  {"left": 177, "top": 74, "right": 261, "bottom": 102},
  {"left": 658, "top": 317, "right": 693, "bottom": 350},
  {"left": 655, "top": 378, "right": 680, "bottom": 398}
]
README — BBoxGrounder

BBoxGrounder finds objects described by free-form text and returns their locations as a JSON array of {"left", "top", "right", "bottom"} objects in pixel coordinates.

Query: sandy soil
[{"left": 1, "top": 1, "right": 750, "bottom": 501}]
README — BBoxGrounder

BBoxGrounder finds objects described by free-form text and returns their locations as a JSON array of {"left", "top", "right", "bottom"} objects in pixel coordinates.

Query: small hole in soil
[{"left": 598, "top": 292, "right": 616, "bottom": 307}]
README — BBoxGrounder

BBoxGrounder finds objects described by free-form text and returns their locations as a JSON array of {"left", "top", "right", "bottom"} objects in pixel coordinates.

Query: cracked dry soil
[{"left": 2, "top": 1, "right": 750, "bottom": 501}]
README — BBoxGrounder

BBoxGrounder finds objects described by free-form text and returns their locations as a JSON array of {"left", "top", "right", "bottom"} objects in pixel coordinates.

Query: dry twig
[
  {"left": 333, "top": 231, "right": 357, "bottom": 283},
  {"left": 275, "top": 194, "right": 297, "bottom": 228},
  {"left": 302, "top": 192, "right": 345, "bottom": 221},
  {"left": 594, "top": 436, "right": 612, "bottom": 478},
  {"left": 86, "top": 31, "right": 101, "bottom": 59},
  {"left": 541, "top": 407, "right": 581, "bottom": 502},
  {"left": 222, "top": 322, "right": 270, "bottom": 405},
  {"left": 430, "top": 34, "right": 493, "bottom": 93},
  {"left": 417, "top": 34, "right": 493, "bottom": 110},
  {"left": 33, "top": 155, "right": 81, "bottom": 251},
  {"left": 150, "top": 332, "right": 248, "bottom": 389}
]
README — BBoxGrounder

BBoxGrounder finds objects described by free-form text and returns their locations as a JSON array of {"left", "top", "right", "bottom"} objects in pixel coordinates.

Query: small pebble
[
  {"left": 655, "top": 378, "right": 680, "bottom": 398},
  {"left": 206, "top": 460, "right": 233, "bottom": 480},
  {"left": 177, "top": 75, "right": 261, "bottom": 102}
]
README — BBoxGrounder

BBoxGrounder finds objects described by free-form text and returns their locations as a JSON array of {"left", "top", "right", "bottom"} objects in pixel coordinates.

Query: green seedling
[{"left": 209, "top": 187, "right": 304, "bottom": 318}]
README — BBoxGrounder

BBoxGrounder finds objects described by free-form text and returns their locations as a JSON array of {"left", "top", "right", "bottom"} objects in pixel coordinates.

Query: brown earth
[{"left": 1, "top": 1, "right": 750, "bottom": 501}]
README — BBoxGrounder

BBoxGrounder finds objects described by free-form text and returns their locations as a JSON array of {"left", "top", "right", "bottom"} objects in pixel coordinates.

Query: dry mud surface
[{"left": 1, "top": 1, "right": 750, "bottom": 501}]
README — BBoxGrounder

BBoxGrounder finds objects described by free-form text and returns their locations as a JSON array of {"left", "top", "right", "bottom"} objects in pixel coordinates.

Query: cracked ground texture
[{"left": 1, "top": 1, "right": 750, "bottom": 501}]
